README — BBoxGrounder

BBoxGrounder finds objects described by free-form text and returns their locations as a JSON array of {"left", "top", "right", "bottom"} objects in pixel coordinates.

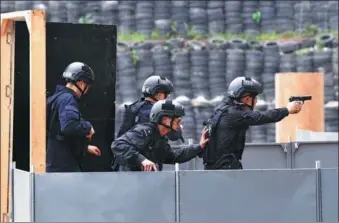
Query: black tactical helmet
[
  {"left": 62, "top": 62, "right": 95, "bottom": 85},
  {"left": 227, "top": 76, "right": 263, "bottom": 99},
  {"left": 141, "top": 75, "right": 173, "bottom": 97},
  {"left": 150, "top": 99, "right": 185, "bottom": 124}
]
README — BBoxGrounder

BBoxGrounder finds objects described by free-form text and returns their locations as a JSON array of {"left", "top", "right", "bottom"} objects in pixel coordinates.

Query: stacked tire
[
  {"left": 188, "top": 41, "right": 210, "bottom": 98},
  {"left": 313, "top": 49, "right": 334, "bottom": 103},
  {"left": 135, "top": 1, "right": 153, "bottom": 37},
  {"left": 226, "top": 48, "right": 246, "bottom": 86},
  {"left": 171, "top": 1, "right": 189, "bottom": 37},
  {"left": 324, "top": 101, "right": 339, "bottom": 132},
  {"left": 189, "top": 0, "right": 208, "bottom": 36},
  {"left": 133, "top": 41, "right": 154, "bottom": 93},
  {"left": 224, "top": 1, "right": 243, "bottom": 34},
  {"left": 275, "top": 1, "right": 295, "bottom": 33},
  {"left": 151, "top": 44, "right": 173, "bottom": 84},
  {"left": 328, "top": 1, "right": 339, "bottom": 31},
  {"left": 116, "top": 42, "right": 137, "bottom": 104},
  {"left": 293, "top": 1, "right": 313, "bottom": 32},
  {"left": 171, "top": 47, "right": 192, "bottom": 98},
  {"left": 259, "top": 0, "right": 276, "bottom": 33},
  {"left": 154, "top": 1, "right": 172, "bottom": 37},
  {"left": 242, "top": 1, "right": 260, "bottom": 36},
  {"left": 67, "top": 1, "right": 83, "bottom": 23},
  {"left": 296, "top": 51, "right": 314, "bottom": 72},
  {"left": 311, "top": 2, "right": 329, "bottom": 31},
  {"left": 118, "top": 1, "right": 135, "bottom": 34},
  {"left": 208, "top": 38, "right": 228, "bottom": 98},
  {"left": 175, "top": 96, "right": 196, "bottom": 141},
  {"left": 1, "top": 1, "right": 14, "bottom": 13},
  {"left": 245, "top": 49, "right": 263, "bottom": 86},
  {"left": 261, "top": 41, "right": 280, "bottom": 102},
  {"left": 207, "top": 1, "right": 225, "bottom": 34},
  {"left": 14, "top": 1, "right": 32, "bottom": 11},
  {"left": 84, "top": 1, "right": 102, "bottom": 24},
  {"left": 333, "top": 48, "right": 339, "bottom": 100},
  {"left": 101, "top": 1, "right": 119, "bottom": 26},
  {"left": 279, "top": 52, "right": 297, "bottom": 72},
  {"left": 48, "top": 1, "right": 68, "bottom": 22}
]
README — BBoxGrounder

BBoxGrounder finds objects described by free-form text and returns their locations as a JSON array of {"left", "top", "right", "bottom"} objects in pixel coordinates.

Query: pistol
[{"left": 288, "top": 95, "right": 312, "bottom": 103}]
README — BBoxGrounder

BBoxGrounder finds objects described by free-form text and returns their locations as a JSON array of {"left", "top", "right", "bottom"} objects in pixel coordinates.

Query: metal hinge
[
  {"left": 5, "top": 85, "right": 12, "bottom": 98},
  {"left": 6, "top": 32, "right": 11, "bottom": 44}
]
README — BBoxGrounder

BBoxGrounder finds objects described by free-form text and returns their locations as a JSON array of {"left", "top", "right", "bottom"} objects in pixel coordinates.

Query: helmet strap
[
  {"left": 144, "top": 93, "right": 159, "bottom": 102},
  {"left": 250, "top": 97, "right": 255, "bottom": 110},
  {"left": 72, "top": 81, "right": 86, "bottom": 98},
  {"left": 159, "top": 115, "right": 177, "bottom": 132},
  {"left": 150, "top": 95, "right": 158, "bottom": 102},
  {"left": 244, "top": 94, "right": 257, "bottom": 110},
  {"left": 234, "top": 93, "right": 256, "bottom": 110}
]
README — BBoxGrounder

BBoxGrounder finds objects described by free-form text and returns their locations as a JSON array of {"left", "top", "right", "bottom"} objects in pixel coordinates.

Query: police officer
[
  {"left": 111, "top": 99, "right": 209, "bottom": 171},
  {"left": 202, "top": 76, "right": 303, "bottom": 170},
  {"left": 46, "top": 62, "right": 101, "bottom": 172},
  {"left": 117, "top": 75, "right": 184, "bottom": 142}
]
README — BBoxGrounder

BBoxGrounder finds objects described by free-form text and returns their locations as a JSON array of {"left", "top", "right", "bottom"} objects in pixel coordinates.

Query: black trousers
[{"left": 204, "top": 153, "right": 243, "bottom": 170}]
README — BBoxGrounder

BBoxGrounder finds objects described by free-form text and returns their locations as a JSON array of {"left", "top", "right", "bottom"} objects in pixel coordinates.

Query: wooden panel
[
  {"left": 275, "top": 72, "right": 325, "bottom": 143},
  {"left": 1, "top": 9, "right": 46, "bottom": 221},
  {"left": 0, "top": 19, "right": 14, "bottom": 223},
  {"left": 28, "top": 10, "right": 46, "bottom": 173}
]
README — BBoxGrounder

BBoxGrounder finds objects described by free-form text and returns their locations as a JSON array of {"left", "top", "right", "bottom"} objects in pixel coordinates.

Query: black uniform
[
  {"left": 46, "top": 62, "right": 95, "bottom": 172},
  {"left": 47, "top": 85, "right": 91, "bottom": 172},
  {"left": 112, "top": 123, "right": 203, "bottom": 171},
  {"left": 116, "top": 75, "right": 183, "bottom": 141},
  {"left": 203, "top": 100, "right": 289, "bottom": 170},
  {"left": 203, "top": 76, "right": 290, "bottom": 170}
]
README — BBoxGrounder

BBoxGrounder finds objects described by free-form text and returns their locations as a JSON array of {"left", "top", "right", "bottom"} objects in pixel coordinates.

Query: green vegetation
[
  {"left": 117, "top": 24, "right": 338, "bottom": 43},
  {"left": 79, "top": 17, "right": 338, "bottom": 43},
  {"left": 118, "top": 29, "right": 338, "bottom": 42},
  {"left": 79, "top": 15, "right": 93, "bottom": 24}
]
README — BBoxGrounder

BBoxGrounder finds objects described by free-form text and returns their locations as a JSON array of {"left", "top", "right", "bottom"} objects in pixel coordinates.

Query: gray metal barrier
[
  {"left": 12, "top": 167, "right": 33, "bottom": 222},
  {"left": 321, "top": 168, "right": 339, "bottom": 222},
  {"left": 12, "top": 166, "right": 338, "bottom": 222},
  {"left": 33, "top": 172, "right": 176, "bottom": 222},
  {"left": 179, "top": 169, "right": 317, "bottom": 222},
  {"left": 242, "top": 143, "right": 291, "bottom": 169},
  {"left": 292, "top": 141, "right": 339, "bottom": 168},
  {"left": 166, "top": 141, "right": 338, "bottom": 170}
]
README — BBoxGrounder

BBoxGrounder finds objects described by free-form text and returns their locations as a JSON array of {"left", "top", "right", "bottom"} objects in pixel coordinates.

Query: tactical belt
[{"left": 204, "top": 153, "right": 243, "bottom": 170}]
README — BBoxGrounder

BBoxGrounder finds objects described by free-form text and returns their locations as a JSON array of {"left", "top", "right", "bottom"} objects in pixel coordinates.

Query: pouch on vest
[{"left": 202, "top": 104, "right": 230, "bottom": 165}]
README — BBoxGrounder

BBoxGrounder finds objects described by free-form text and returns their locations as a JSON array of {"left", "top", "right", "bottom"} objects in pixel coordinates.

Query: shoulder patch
[{"left": 142, "top": 129, "right": 152, "bottom": 137}]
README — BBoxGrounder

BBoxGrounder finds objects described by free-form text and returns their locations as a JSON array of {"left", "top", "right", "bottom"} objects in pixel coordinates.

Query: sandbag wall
[
  {"left": 1, "top": 1, "right": 338, "bottom": 35},
  {"left": 115, "top": 38, "right": 338, "bottom": 143}
]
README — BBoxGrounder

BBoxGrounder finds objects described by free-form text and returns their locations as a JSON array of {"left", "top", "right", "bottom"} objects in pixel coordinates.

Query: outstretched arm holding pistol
[{"left": 286, "top": 95, "right": 311, "bottom": 114}]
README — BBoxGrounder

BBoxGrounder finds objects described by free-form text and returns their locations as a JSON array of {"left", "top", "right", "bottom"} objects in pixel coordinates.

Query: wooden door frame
[{"left": 1, "top": 10, "right": 46, "bottom": 221}]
